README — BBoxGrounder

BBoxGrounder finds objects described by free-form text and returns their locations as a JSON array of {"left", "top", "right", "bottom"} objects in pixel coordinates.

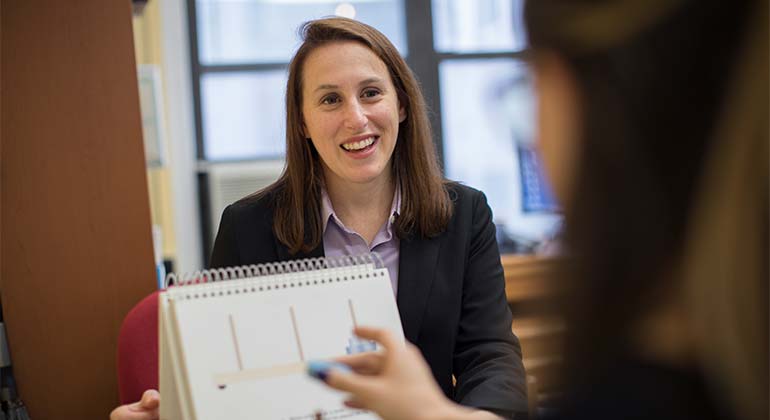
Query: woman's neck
[{"left": 323, "top": 170, "right": 396, "bottom": 245}]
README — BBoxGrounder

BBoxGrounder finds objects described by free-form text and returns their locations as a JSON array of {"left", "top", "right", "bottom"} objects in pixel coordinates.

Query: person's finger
[
  {"left": 335, "top": 352, "right": 385, "bottom": 374},
  {"left": 138, "top": 389, "right": 160, "bottom": 410},
  {"left": 110, "top": 402, "right": 159, "bottom": 420},
  {"left": 343, "top": 397, "right": 366, "bottom": 410},
  {"left": 324, "top": 367, "right": 376, "bottom": 397},
  {"left": 352, "top": 327, "right": 401, "bottom": 351}
]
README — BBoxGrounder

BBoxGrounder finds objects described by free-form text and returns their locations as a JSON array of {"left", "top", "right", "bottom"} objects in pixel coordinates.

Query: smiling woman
[
  {"left": 211, "top": 18, "right": 529, "bottom": 417},
  {"left": 111, "top": 16, "right": 529, "bottom": 420},
  {"left": 213, "top": 16, "right": 529, "bottom": 417}
]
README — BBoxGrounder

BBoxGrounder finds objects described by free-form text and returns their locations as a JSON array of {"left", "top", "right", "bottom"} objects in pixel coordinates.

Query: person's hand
[
  {"left": 109, "top": 389, "right": 160, "bottom": 420},
  {"left": 318, "top": 326, "right": 476, "bottom": 420}
]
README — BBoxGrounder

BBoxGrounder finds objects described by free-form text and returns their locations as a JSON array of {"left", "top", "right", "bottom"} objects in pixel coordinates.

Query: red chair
[{"left": 116, "top": 291, "right": 160, "bottom": 404}]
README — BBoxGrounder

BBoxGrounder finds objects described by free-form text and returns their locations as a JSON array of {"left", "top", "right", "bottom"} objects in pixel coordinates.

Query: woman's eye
[
  {"left": 362, "top": 89, "right": 381, "bottom": 99},
  {"left": 321, "top": 95, "right": 340, "bottom": 105}
]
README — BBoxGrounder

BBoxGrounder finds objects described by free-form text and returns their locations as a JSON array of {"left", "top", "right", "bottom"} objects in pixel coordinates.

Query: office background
[
  {"left": 135, "top": 0, "right": 561, "bottom": 276},
  {"left": 1, "top": 1, "right": 563, "bottom": 417}
]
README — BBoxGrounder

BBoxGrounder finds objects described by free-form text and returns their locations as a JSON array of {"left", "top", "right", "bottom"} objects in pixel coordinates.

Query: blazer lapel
[{"left": 397, "top": 233, "right": 442, "bottom": 343}]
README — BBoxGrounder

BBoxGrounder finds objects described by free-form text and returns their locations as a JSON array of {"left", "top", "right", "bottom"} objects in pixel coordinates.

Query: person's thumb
[{"left": 139, "top": 389, "right": 160, "bottom": 409}]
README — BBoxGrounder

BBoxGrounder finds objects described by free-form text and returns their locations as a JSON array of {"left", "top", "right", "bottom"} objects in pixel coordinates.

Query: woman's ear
[{"left": 398, "top": 105, "right": 406, "bottom": 123}]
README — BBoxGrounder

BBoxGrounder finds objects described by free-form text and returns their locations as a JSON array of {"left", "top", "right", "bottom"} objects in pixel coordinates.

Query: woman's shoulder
[
  {"left": 440, "top": 182, "right": 494, "bottom": 234},
  {"left": 230, "top": 192, "right": 273, "bottom": 210},
  {"left": 444, "top": 181, "right": 487, "bottom": 208},
  {"left": 210, "top": 186, "right": 283, "bottom": 269},
  {"left": 226, "top": 184, "right": 282, "bottom": 218}
]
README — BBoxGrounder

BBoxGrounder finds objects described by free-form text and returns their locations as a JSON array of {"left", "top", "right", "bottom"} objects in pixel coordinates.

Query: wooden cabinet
[{"left": 1, "top": 1, "right": 156, "bottom": 418}]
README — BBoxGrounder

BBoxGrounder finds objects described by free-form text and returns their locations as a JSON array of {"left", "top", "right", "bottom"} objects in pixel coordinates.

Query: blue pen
[{"left": 307, "top": 360, "right": 352, "bottom": 382}]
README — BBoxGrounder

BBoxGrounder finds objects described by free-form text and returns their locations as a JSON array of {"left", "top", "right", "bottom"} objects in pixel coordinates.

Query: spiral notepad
[{"left": 159, "top": 253, "right": 403, "bottom": 420}]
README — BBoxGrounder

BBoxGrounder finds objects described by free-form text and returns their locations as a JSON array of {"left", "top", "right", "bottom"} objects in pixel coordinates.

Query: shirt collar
[{"left": 321, "top": 186, "right": 402, "bottom": 233}]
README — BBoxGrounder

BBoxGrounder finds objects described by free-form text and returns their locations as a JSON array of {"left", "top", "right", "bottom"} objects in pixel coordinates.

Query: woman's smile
[{"left": 340, "top": 135, "right": 379, "bottom": 158}]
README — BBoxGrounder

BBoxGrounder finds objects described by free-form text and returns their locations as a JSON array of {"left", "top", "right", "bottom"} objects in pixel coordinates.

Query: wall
[
  {"left": 1, "top": 1, "right": 156, "bottom": 417},
  {"left": 134, "top": 0, "right": 180, "bottom": 264},
  {"left": 145, "top": 0, "right": 204, "bottom": 274}
]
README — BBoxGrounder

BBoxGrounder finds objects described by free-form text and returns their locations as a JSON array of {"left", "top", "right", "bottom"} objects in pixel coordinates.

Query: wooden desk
[
  {"left": 502, "top": 254, "right": 565, "bottom": 412},
  {"left": 501, "top": 254, "right": 563, "bottom": 302}
]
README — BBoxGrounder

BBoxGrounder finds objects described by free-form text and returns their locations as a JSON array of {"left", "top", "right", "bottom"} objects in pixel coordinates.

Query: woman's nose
[{"left": 343, "top": 101, "right": 368, "bottom": 130}]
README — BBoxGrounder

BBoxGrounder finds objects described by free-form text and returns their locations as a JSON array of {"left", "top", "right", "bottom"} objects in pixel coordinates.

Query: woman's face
[
  {"left": 533, "top": 51, "right": 582, "bottom": 208},
  {"left": 301, "top": 41, "right": 405, "bottom": 188}
]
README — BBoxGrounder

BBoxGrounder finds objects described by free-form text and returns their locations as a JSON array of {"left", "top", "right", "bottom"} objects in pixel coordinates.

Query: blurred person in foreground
[{"left": 314, "top": 0, "right": 768, "bottom": 419}]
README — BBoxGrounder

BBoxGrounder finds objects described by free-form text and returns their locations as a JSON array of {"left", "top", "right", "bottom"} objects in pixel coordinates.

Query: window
[
  {"left": 197, "top": 0, "right": 407, "bottom": 65},
  {"left": 188, "top": 0, "right": 561, "bottom": 255},
  {"left": 428, "top": 0, "right": 561, "bottom": 252},
  {"left": 439, "top": 58, "right": 559, "bottom": 245},
  {"left": 432, "top": 0, "right": 526, "bottom": 53},
  {"left": 191, "top": 0, "right": 407, "bottom": 161}
]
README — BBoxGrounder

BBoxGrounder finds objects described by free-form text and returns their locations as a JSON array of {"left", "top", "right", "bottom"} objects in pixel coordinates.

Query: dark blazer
[{"left": 210, "top": 183, "right": 528, "bottom": 418}]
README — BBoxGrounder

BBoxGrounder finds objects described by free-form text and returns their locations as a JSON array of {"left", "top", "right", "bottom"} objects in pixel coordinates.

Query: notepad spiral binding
[{"left": 164, "top": 252, "right": 384, "bottom": 289}]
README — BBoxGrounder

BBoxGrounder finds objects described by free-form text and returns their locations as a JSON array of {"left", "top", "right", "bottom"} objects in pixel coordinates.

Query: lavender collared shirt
[{"left": 321, "top": 189, "right": 401, "bottom": 296}]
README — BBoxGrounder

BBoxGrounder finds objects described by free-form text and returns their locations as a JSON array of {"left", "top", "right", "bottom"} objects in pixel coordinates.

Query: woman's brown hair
[
  {"left": 258, "top": 17, "right": 451, "bottom": 254},
  {"left": 526, "top": 0, "right": 766, "bottom": 418}
]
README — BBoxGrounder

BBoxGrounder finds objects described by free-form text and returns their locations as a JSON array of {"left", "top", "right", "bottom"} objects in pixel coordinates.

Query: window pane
[
  {"left": 197, "top": 0, "right": 407, "bottom": 65},
  {"left": 439, "top": 59, "right": 560, "bottom": 245},
  {"left": 432, "top": 0, "right": 526, "bottom": 53},
  {"left": 201, "top": 71, "right": 287, "bottom": 160}
]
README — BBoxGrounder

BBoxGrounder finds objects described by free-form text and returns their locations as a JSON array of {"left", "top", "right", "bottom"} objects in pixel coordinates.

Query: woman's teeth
[{"left": 342, "top": 137, "right": 375, "bottom": 151}]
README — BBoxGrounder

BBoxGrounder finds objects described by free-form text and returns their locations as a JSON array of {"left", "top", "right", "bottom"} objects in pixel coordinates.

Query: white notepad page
[{"left": 161, "top": 262, "right": 403, "bottom": 420}]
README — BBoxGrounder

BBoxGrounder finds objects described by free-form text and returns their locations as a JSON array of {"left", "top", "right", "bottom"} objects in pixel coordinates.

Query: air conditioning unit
[{"left": 206, "top": 161, "right": 285, "bottom": 241}]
